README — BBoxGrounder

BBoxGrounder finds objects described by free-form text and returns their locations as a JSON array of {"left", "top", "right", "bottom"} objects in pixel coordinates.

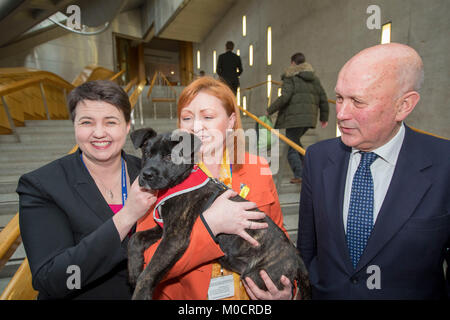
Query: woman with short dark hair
[{"left": 17, "top": 80, "right": 156, "bottom": 299}]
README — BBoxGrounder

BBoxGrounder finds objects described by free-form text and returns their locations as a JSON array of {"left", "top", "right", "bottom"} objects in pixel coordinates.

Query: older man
[{"left": 297, "top": 43, "right": 450, "bottom": 299}]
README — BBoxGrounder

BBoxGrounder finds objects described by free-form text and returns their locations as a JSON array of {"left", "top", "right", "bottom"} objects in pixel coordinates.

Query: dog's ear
[{"left": 130, "top": 128, "right": 157, "bottom": 149}]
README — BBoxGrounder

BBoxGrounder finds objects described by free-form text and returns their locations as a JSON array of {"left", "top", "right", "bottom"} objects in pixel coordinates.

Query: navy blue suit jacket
[{"left": 297, "top": 125, "right": 450, "bottom": 299}]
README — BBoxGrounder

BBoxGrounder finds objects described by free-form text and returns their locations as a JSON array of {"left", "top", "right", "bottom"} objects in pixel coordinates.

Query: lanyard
[
  {"left": 120, "top": 157, "right": 127, "bottom": 205},
  {"left": 80, "top": 154, "right": 128, "bottom": 206}
]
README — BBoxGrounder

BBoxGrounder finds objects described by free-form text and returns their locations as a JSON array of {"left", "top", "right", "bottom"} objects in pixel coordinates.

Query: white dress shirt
[{"left": 343, "top": 123, "right": 406, "bottom": 233}]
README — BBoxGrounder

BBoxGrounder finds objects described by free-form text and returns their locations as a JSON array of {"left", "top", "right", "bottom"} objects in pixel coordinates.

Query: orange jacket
[{"left": 136, "top": 153, "right": 285, "bottom": 300}]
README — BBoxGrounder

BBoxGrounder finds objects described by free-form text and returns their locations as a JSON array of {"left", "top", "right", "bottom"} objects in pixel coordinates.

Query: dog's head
[{"left": 130, "top": 128, "right": 202, "bottom": 190}]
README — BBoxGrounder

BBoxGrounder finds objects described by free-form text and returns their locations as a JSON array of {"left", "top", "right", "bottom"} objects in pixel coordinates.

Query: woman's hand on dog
[
  {"left": 243, "top": 270, "right": 293, "bottom": 300},
  {"left": 113, "top": 178, "right": 157, "bottom": 240},
  {"left": 202, "top": 189, "right": 268, "bottom": 247}
]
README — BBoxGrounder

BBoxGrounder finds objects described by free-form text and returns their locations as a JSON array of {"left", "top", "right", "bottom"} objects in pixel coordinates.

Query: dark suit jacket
[
  {"left": 16, "top": 149, "right": 141, "bottom": 299},
  {"left": 297, "top": 125, "right": 450, "bottom": 299},
  {"left": 217, "top": 50, "right": 243, "bottom": 89}
]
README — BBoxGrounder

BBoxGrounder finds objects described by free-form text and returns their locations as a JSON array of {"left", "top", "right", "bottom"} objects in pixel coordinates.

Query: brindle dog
[{"left": 127, "top": 128, "right": 311, "bottom": 300}]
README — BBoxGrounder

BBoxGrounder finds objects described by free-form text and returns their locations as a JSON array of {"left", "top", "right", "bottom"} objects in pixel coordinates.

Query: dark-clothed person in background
[
  {"left": 17, "top": 80, "right": 157, "bottom": 299},
  {"left": 267, "top": 52, "right": 329, "bottom": 184},
  {"left": 217, "top": 41, "right": 243, "bottom": 95},
  {"left": 297, "top": 43, "right": 450, "bottom": 299}
]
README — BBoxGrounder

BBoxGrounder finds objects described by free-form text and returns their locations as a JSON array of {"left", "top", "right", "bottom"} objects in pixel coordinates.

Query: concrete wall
[
  {"left": 153, "top": 0, "right": 185, "bottom": 34},
  {"left": 195, "top": 0, "right": 450, "bottom": 139},
  {"left": 0, "top": 9, "right": 143, "bottom": 83}
]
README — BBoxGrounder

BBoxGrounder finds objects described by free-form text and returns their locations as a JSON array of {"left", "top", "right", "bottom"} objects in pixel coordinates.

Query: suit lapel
[
  {"left": 69, "top": 150, "right": 115, "bottom": 222},
  {"left": 356, "top": 127, "right": 432, "bottom": 272},
  {"left": 67, "top": 150, "right": 142, "bottom": 223},
  {"left": 322, "top": 141, "right": 354, "bottom": 273}
]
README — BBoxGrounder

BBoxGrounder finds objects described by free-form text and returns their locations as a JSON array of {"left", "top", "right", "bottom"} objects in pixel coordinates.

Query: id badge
[{"left": 207, "top": 275, "right": 235, "bottom": 300}]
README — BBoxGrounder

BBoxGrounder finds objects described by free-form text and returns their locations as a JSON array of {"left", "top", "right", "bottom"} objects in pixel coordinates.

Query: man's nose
[{"left": 336, "top": 100, "right": 352, "bottom": 121}]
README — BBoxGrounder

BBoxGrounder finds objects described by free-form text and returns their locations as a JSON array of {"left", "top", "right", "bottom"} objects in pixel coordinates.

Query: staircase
[{"left": 0, "top": 115, "right": 320, "bottom": 294}]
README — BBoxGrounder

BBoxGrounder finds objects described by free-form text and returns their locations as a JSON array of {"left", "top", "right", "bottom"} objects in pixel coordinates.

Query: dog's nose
[
  {"left": 142, "top": 171, "right": 153, "bottom": 180},
  {"left": 141, "top": 166, "right": 158, "bottom": 180}
]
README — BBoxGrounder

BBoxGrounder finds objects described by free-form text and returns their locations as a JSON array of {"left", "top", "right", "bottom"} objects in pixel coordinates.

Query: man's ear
[
  {"left": 130, "top": 128, "right": 157, "bottom": 149},
  {"left": 395, "top": 91, "right": 420, "bottom": 122}
]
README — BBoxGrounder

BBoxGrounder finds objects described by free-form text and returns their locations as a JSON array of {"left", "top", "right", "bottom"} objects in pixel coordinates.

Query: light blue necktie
[{"left": 346, "top": 152, "right": 378, "bottom": 269}]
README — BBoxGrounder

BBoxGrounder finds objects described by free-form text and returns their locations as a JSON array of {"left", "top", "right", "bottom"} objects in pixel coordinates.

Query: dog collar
[{"left": 153, "top": 165, "right": 211, "bottom": 227}]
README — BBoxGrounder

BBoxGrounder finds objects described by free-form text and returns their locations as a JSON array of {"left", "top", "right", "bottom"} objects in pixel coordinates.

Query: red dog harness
[{"left": 153, "top": 165, "right": 211, "bottom": 228}]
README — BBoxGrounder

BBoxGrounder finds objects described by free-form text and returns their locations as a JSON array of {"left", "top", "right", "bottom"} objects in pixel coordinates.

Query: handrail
[
  {"left": 146, "top": 71, "right": 177, "bottom": 99},
  {"left": 0, "top": 77, "right": 147, "bottom": 300},
  {"left": 124, "top": 78, "right": 138, "bottom": 94},
  {"left": 242, "top": 80, "right": 282, "bottom": 92},
  {"left": 0, "top": 214, "right": 20, "bottom": 269},
  {"left": 146, "top": 72, "right": 158, "bottom": 98},
  {"left": 109, "top": 70, "right": 125, "bottom": 82},
  {"left": 0, "top": 258, "right": 36, "bottom": 300},
  {"left": 238, "top": 105, "right": 306, "bottom": 156},
  {"left": 1, "top": 68, "right": 125, "bottom": 135},
  {"left": 0, "top": 72, "right": 75, "bottom": 134},
  {"left": 0, "top": 69, "right": 75, "bottom": 87},
  {"left": 409, "top": 127, "right": 448, "bottom": 140},
  {"left": 145, "top": 71, "right": 179, "bottom": 120},
  {"left": 0, "top": 69, "right": 126, "bottom": 97},
  {"left": 72, "top": 66, "right": 118, "bottom": 87},
  {"left": 128, "top": 80, "right": 147, "bottom": 109},
  {"left": 158, "top": 72, "right": 178, "bottom": 97},
  {"left": 0, "top": 75, "right": 74, "bottom": 97}
]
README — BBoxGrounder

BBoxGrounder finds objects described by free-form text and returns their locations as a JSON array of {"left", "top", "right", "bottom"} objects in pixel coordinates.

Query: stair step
[
  {"left": 0, "top": 142, "right": 72, "bottom": 152},
  {"left": 283, "top": 211, "right": 299, "bottom": 231},
  {"left": 0, "top": 198, "right": 18, "bottom": 226},
  {"left": 0, "top": 212, "right": 16, "bottom": 228},
  {"left": 280, "top": 182, "right": 301, "bottom": 193},
  {"left": 0, "top": 177, "right": 18, "bottom": 194},
  {"left": 10, "top": 134, "right": 76, "bottom": 144},
  {"left": 0, "top": 150, "right": 67, "bottom": 163},
  {"left": 0, "top": 161, "right": 51, "bottom": 176},
  {"left": 278, "top": 192, "right": 301, "bottom": 205},
  {"left": 0, "top": 277, "right": 12, "bottom": 295},
  {"left": 15, "top": 126, "right": 75, "bottom": 134},
  {"left": 280, "top": 202, "right": 300, "bottom": 217},
  {"left": 24, "top": 120, "right": 72, "bottom": 127},
  {"left": 0, "top": 135, "right": 19, "bottom": 143}
]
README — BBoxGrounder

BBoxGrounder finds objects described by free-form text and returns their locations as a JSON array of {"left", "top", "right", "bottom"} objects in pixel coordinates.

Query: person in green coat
[{"left": 267, "top": 53, "right": 329, "bottom": 183}]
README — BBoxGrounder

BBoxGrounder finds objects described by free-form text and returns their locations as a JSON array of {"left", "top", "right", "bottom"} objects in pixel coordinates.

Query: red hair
[{"left": 177, "top": 77, "right": 244, "bottom": 169}]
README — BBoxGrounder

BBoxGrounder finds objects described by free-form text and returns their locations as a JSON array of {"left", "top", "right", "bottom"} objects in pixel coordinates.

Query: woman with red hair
[{"left": 137, "top": 77, "right": 294, "bottom": 300}]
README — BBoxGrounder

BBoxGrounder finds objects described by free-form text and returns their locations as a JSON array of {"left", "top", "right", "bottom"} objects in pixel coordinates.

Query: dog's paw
[
  {"left": 132, "top": 286, "right": 153, "bottom": 300},
  {"left": 128, "top": 269, "right": 141, "bottom": 288},
  {"left": 127, "top": 253, "right": 144, "bottom": 288}
]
